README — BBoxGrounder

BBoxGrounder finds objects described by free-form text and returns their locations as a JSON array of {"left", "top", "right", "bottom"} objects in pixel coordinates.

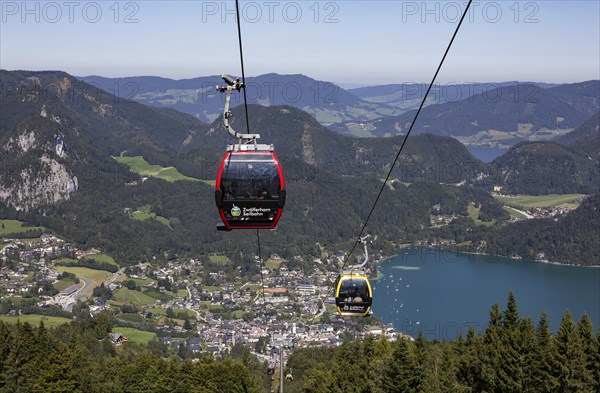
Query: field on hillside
[
  {"left": 112, "top": 287, "right": 158, "bottom": 306},
  {"left": 467, "top": 205, "right": 495, "bottom": 227},
  {"left": 494, "top": 194, "right": 585, "bottom": 209},
  {"left": 0, "top": 219, "right": 43, "bottom": 236},
  {"left": 112, "top": 327, "right": 156, "bottom": 344},
  {"left": 53, "top": 277, "right": 80, "bottom": 292},
  {"left": 113, "top": 155, "right": 208, "bottom": 183},
  {"left": 146, "top": 308, "right": 196, "bottom": 318},
  {"left": 0, "top": 315, "right": 71, "bottom": 327},
  {"left": 503, "top": 206, "right": 529, "bottom": 219},
  {"left": 130, "top": 205, "right": 172, "bottom": 228},
  {"left": 208, "top": 255, "right": 232, "bottom": 265},
  {"left": 85, "top": 253, "right": 119, "bottom": 267}
]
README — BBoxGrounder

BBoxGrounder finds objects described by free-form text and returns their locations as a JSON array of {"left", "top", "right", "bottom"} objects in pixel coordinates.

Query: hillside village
[
  {"left": 0, "top": 193, "right": 587, "bottom": 354},
  {"left": 0, "top": 232, "right": 406, "bottom": 363}
]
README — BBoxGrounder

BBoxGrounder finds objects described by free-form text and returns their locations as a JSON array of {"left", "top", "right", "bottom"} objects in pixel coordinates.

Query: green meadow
[
  {"left": 113, "top": 155, "right": 211, "bottom": 184},
  {"left": 112, "top": 327, "right": 156, "bottom": 345},
  {"left": 130, "top": 205, "right": 172, "bottom": 228},
  {"left": 112, "top": 287, "right": 158, "bottom": 306},
  {"left": 494, "top": 194, "right": 585, "bottom": 210},
  {"left": 0, "top": 315, "right": 71, "bottom": 327},
  {"left": 467, "top": 205, "right": 495, "bottom": 227},
  {"left": 0, "top": 219, "right": 43, "bottom": 236}
]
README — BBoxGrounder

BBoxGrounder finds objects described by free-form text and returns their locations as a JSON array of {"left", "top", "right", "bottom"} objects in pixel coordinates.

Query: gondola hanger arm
[
  {"left": 354, "top": 235, "right": 371, "bottom": 269},
  {"left": 216, "top": 74, "right": 260, "bottom": 143}
]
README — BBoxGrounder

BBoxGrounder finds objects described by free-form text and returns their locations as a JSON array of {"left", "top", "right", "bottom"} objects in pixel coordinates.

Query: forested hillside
[
  {"left": 178, "top": 103, "right": 485, "bottom": 181},
  {"left": 0, "top": 70, "right": 495, "bottom": 265},
  {"left": 555, "top": 112, "right": 600, "bottom": 144},
  {"left": 1, "top": 293, "right": 597, "bottom": 393},
  {"left": 480, "top": 111, "right": 600, "bottom": 195},
  {"left": 1, "top": 70, "right": 598, "bottom": 266},
  {"left": 284, "top": 294, "right": 599, "bottom": 393},
  {"left": 487, "top": 141, "right": 599, "bottom": 195},
  {"left": 0, "top": 317, "right": 268, "bottom": 393},
  {"left": 484, "top": 194, "right": 600, "bottom": 264}
]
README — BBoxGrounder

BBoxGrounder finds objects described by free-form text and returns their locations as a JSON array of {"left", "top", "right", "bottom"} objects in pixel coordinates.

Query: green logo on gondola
[{"left": 231, "top": 205, "right": 241, "bottom": 217}]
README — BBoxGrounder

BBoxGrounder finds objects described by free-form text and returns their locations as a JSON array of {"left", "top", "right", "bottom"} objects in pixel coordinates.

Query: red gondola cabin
[{"left": 215, "top": 148, "right": 285, "bottom": 230}]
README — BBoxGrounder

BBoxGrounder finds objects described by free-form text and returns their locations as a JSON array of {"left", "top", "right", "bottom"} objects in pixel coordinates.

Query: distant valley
[
  {"left": 80, "top": 74, "right": 599, "bottom": 150},
  {"left": 80, "top": 73, "right": 400, "bottom": 126},
  {"left": 335, "top": 81, "right": 600, "bottom": 145},
  {"left": 347, "top": 81, "right": 561, "bottom": 104}
]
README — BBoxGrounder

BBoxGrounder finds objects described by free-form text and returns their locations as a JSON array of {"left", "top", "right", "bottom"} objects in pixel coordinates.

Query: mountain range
[
  {"left": 347, "top": 81, "right": 560, "bottom": 109},
  {"left": 80, "top": 73, "right": 400, "bottom": 126},
  {"left": 1, "top": 70, "right": 598, "bottom": 265},
  {"left": 176, "top": 103, "right": 484, "bottom": 182},
  {"left": 81, "top": 74, "right": 599, "bottom": 146},
  {"left": 1, "top": 70, "right": 493, "bottom": 263},
  {"left": 0, "top": 70, "right": 208, "bottom": 211},
  {"left": 333, "top": 81, "right": 600, "bottom": 143}
]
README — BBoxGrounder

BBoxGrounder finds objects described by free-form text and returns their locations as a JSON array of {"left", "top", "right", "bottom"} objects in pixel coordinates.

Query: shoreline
[{"left": 373, "top": 245, "right": 600, "bottom": 269}]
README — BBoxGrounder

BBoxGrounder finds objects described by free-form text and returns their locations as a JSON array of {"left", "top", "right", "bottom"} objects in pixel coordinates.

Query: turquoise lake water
[{"left": 371, "top": 248, "right": 600, "bottom": 340}]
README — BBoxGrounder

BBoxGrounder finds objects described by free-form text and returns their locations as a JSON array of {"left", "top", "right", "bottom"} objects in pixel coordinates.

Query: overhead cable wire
[
  {"left": 235, "top": 0, "right": 251, "bottom": 134},
  {"left": 343, "top": 0, "right": 474, "bottom": 268}
]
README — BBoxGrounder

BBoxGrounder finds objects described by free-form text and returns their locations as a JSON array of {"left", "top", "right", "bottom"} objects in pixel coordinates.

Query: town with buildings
[{"left": 0, "top": 232, "right": 404, "bottom": 365}]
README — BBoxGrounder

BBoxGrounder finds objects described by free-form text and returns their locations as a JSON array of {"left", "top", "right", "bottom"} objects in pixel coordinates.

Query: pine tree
[
  {"left": 576, "top": 314, "right": 598, "bottom": 392},
  {"left": 177, "top": 343, "right": 190, "bottom": 360},
  {"left": 183, "top": 319, "right": 192, "bottom": 330},
  {"left": 302, "top": 368, "right": 337, "bottom": 393},
  {"left": 555, "top": 310, "right": 590, "bottom": 392},
  {"left": 166, "top": 307, "right": 175, "bottom": 319},
  {"left": 503, "top": 291, "right": 520, "bottom": 331},
  {"left": 1, "top": 321, "right": 38, "bottom": 393},
  {"left": 66, "top": 333, "right": 97, "bottom": 393},
  {"left": 526, "top": 312, "right": 559, "bottom": 393},
  {"left": 456, "top": 326, "right": 486, "bottom": 392},
  {"left": 366, "top": 336, "right": 393, "bottom": 393},
  {"left": 520, "top": 317, "right": 536, "bottom": 392},
  {"left": 0, "top": 321, "right": 11, "bottom": 387},
  {"left": 383, "top": 338, "right": 423, "bottom": 393},
  {"left": 32, "top": 340, "right": 80, "bottom": 393},
  {"left": 415, "top": 330, "right": 440, "bottom": 393},
  {"left": 203, "top": 358, "right": 261, "bottom": 393},
  {"left": 94, "top": 313, "right": 112, "bottom": 340},
  {"left": 422, "top": 342, "right": 464, "bottom": 393},
  {"left": 497, "top": 291, "right": 524, "bottom": 393},
  {"left": 414, "top": 329, "right": 433, "bottom": 390},
  {"left": 332, "top": 339, "right": 367, "bottom": 393},
  {"left": 362, "top": 334, "right": 387, "bottom": 393},
  {"left": 482, "top": 303, "right": 502, "bottom": 392},
  {"left": 118, "top": 351, "right": 164, "bottom": 393}
]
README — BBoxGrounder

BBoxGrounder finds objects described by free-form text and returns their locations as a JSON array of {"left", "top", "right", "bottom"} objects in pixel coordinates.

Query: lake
[
  {"left": 371, "top": 248, "right": 600, "bottom": 340},
  {"left": 466, "top": 146, "right": 508, "bottom": 163}
]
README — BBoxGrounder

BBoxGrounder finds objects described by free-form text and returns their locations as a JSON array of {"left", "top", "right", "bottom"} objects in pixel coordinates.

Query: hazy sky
[{"left": 1, "top": 1, "right": 599, "bottom": 85}]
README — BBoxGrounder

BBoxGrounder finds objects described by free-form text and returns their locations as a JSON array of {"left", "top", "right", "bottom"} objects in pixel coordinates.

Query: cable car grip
[{"left": 216, "top": 73, "right": 260, "bottom": 145}]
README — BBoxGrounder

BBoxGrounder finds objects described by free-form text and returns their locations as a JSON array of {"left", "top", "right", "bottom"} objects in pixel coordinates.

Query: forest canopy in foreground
[{"left": 0, "top": 292, "right": 598, "bottom": 393}]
